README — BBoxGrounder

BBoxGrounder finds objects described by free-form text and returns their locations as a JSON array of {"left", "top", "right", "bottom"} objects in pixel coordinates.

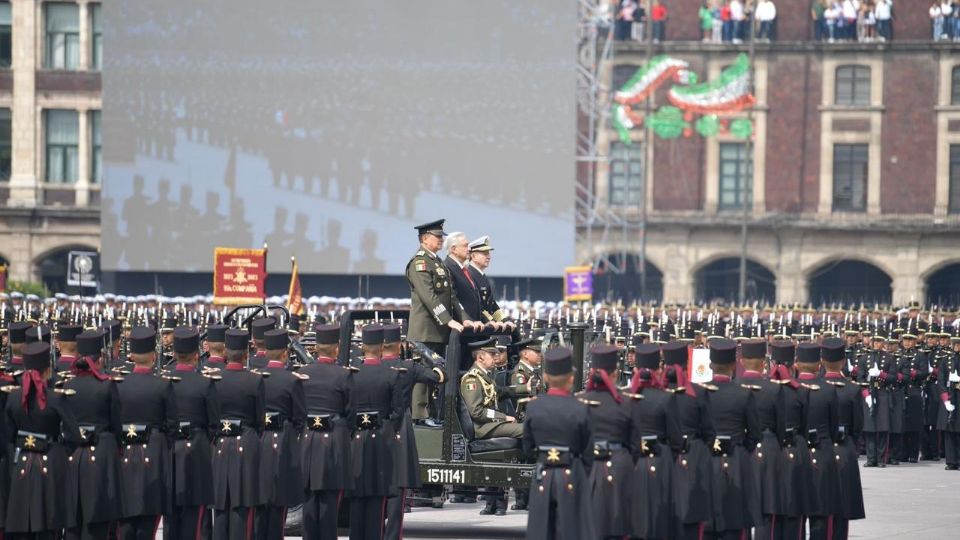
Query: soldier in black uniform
[
  {"left": 115, "top": 326, "right": 177, "bottom": 540},
  {"left": 938, "top": 332, "right": 960, "bottom": 470},
  {"left": 704, "top": 338, "right": 760, "bottom": 540},
  {"left": 55, "top": 324, "right": 84, "bottom": 373},
  {"left": 348, "top": 325, "right": 402, "bottom": 540},
  {"left": 64, "top": 330, "right": 124, "bottom": 540},
  {"left": 164, "top": 326, "right": 221, "bottom": 540},
  {"left": 203, "top": 324, "right": 229, "bottom": 369},
  {"left": 581, "top": 344, "right": 633, "bottom": 540},
  {"left": 380, "top": 324, "right": 444, "bottom": 539},
  {"left": 212, "top": 328, "right": 265, "bottom": 540},
  {"left": 795, "top": 342, "right": 841, "bottom": 540},
  {"left": 821, "top": 337, "right": 866, "bottom": 539},
  {"left": 299, "top": 324, "right": 354, "bottom": 539},
  {"left": 4, "top": 341, "right": 82, "bottom": 540},
  {"left": 661, "top": 341, "right": 715, "bottom": 540},
  {"left": 7, "top": 321, "right": 32, "bottom": 368},
  {"left": 922, "top": 328, "right": 945, "bottom": 461},
  {"left": 249, "top": 318, "right": 277, "bottom": 370},
  {"left": 899, "top": 327, "right": 929, "bottom": 463},
  {"left": 628, "top": 343, "right": 683, "bottom": 540},
  {"left": 860, "top": 333, "right": 894, "bottom": 467},
  {"left": 522, "top": 348, "right": 595, "bottom": 540},
  {"left": 257, "top": 329, "right": 307, "bottom": 540}
]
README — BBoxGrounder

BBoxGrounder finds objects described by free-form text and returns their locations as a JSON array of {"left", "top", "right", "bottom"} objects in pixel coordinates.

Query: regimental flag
[
  {"left": 689, "top": 348, "right": 713, "bottom": 384},
  {"left": 287, "top": 256, "right": 303, "bottom": 316},
  {"left": 564, "top": 266, "right": 593, "bottom": 302},
  {"left": 213, "top": 247, "right": 267, "bottom": 305}
]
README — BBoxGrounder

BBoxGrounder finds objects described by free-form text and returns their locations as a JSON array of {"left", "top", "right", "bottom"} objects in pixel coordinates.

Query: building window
[
  {"left": 0, "top": 2, "right": 11, "bottom": 68},
  {"left": 46, "top": 109, "right": 79, "bottom": 183},
  {"left": 0, "top": 108, "right": 9, "bottom": 181},
  {"left": 91, "top": 3, "right": 102, "bottom": 70},
  {"left": 950, "top": 145, "right": 960, "bottom": 213},
  {"left": 835, "top": 66, "right": 871, "bottom": 106},
  {"left": 45, "top": 3, "right": 80, "bottom": 70},
  {"left": 91, "top": 110, "right": 101, "bottom": 184},
  {"left": 832, "top": 144, "right": 868, "bottom": 212},
  {"left": 608, "top": 142, "right": 644, "bottom": 206},
  {"left": 953, "top": 67, "right": 960, "bottom": 105},
  {"left": 719, "top": 142, "right": 752, "bottom": 210}
]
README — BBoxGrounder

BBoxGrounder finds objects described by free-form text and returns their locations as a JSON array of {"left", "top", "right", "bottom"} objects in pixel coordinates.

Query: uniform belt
[
  {"left": 16, "top": 430, "right": 51, "bottom": 453},
  {"left": 837, "top": 425, "right": 848, "bottom": 442},
  {"left": 805, "top": 428, "right": 822, "bottom": 448},
  {"left": 782, "top": 427, "right": 798, "bottom": 447},
  {"left": 176, "top": 421, "right": 194, "bottom": 440},
  {"left": 592, "top": 440, "right": 625, "bottom": 458},
  {"left": 307, "top": 414, "right": 335, "bottom": 432},
  {"left": 121, "top": 423, "right": 151, "bottom": 444},
  {"left": 711, "top": 435, "right": 743, "bottom": 456},
  {"left": 355, "top": 411, "right": 382, "bottom": 430},
  {"left": 77, "top": 425, "right": 100, "bottom": 446},
  {"left": 536, "top": 445, "right": 572, "bottom": 467},
  {"left": 638, "top": 435, "right": 664, "bottom": 457},
  {"left": 217, "top": 419, "right": 248, "bottom": 437},
  {"left": 264, "top": 412, "right": 287, "bottom": 432}
]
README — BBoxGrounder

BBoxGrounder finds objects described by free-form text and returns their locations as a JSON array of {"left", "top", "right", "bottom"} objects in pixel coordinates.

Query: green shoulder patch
[
  {"left": 466, "top": 382, "right": 477, "bottom": 391},
  {"left": 415, "top": 261, "right": 428, "bottom": 272}
]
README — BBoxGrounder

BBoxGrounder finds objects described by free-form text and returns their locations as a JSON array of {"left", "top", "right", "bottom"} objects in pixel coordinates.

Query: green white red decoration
[{"left": 612, "top": 53, "right": 755, "bottom": 142}]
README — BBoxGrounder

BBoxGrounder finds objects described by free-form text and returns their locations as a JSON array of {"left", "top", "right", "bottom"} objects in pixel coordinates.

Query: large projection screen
[{"left": 101, "top": 1, "right": 577, "bottom": 275}]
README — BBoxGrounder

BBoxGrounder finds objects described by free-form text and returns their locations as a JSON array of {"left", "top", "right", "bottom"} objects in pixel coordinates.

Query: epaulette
[
  {"left": 695, "top": 382, "right": 718, "bottom": 392},
  {"left": 161, "top": 375, "right": 181, "bottom": 382},
  {"left": 623, "top": 392, "right": 645, "bottom": 400},
  {"left": 800, "top": 383, "right": 821, "bottom": 391},
  {"left": 112, "top": 369, "right": 131, "bottom": 375},
  {"left": 391, "top": 366, "right": 409, "bottom": 373},
  {"left": 202, "top": 367, "right": 221, "bottom": 374},
  {"left": 577, "top": 398, "right": 601, "bottom": 406},
  {"left": 574, "top": 390, "right": 586, "bottom": 397},
  {"left": 416, "top": 250, "right": 425, "bottom": 256},
  {"left": 7, "top": 369, "right": 23, "bottom": 378},
  {"left": 824, "top": 379, "right": 846, "bottom": 387},
  {"left": 851, "top": 381, "right": 870, "bottom": 387},
  {"left": 770, "top": 379, "right": 793, "bottom": 385},
  {"left": 291, "top": 371, "right": 310, "bottom": 380},
  {"left": 54, "top": 388, "right": 76, "bottom": 396},
  {"left": 111, "top": 376, "right": 125, "bottom": 382},
  {"left": 667, "top": 386, "right": 687, "bottom": 394},
  {"left": 202, "top": 373, "right": 222, "bottom": 380},
  {"left": 346, "top": 366, "right": 360, "bottom": 373},
  {"left": 0, "top": 384, "right": 19, "bottom": 393},
  {"left": 740, "top": 383, "right": 762, "bottom": 391}
]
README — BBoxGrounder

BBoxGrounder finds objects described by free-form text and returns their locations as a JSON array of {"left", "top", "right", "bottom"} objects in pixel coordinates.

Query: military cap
[
  {"left": 128, "top": 327, "right": 157, "bottom": 354},
  {"left": 25, "top": 325, "right": 51, "bottom": 344},
  {"left": 414, "top": 219, "right": 447, "bottom": 237},
  {"left": 544, "top": 347, "right": 573, "bottom": 376},
  {"left": 173, "top": 327, "right": 200, "bottom": 354},
  {"left": 23, "top": 342, "right": 51, "bottom": 372},
  {"left": 468, "top": 236, "right": 494, "bottom": 252},
  {"left": 661, "top": 341, "right": 688, "bottom": 366},
  {"left": 225, "top": 328, "right": 250, "bottom": 351},
  {"left": 361, "top": 324, "right": 384, "bottom": 346},
  {"left": 206, "top": 324, "right": 228, "bottom": 343},
  {"left": 515, "top": 336, "right": 543, "bottom": 351},
  {"left": 77, "top": 330, "right": 105, "bottom": 356},
  {"left": 57, "top": 324, "right": 83, "bottom": 343},
  {"left": 820, "top": 337, "right": 845, "bottom": 362},
  {"left": 709, "top": 339, "right": 737, "bottom": 365},
  {"left": 100, "top": 320, "right": 122, "bottom": 341},
  {"left": 251, "top": 317, "right": 277, "bottom": 339},
  {"left": 315, "top": 324, "right": 340, "bottom": 345},
  {"left": 796, "top": 343, "right": 821, "bottom": 363},
  {"left": 590, "top": 345, "right": 619, "bottom": 372},
  {"left": 769, "top": 341, "right": 796, "bottom": 365},
  {"left": 467, "top": 337, "right": 498, "bottom": 353},
  {"left": 264, "top": 329, "right": 289, "bottom": 351},
  {"left": 382, "top": 325, "right": 402, "bottom": 344},
  {"left": 740, "top": 339, "right": 766, "bottom": 360},
  {"left": 8, "top": 322, "right": 31, "bottom": 344},
  {"left": 635, "top": 343, "right": 661, "bottom": 370}
]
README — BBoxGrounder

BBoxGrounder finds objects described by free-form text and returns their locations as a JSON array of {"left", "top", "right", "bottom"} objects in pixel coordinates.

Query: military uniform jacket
[
  {"left": 468, "top": 264, "right": 505, "bottom": 322},
  {"left": 858, "top": 349, "right": 893, "bottom": 432},
  {"left": 797, "top": 375, "right": 840, "bottom": 517},
  {"left": 740, "top": 373, "right": 785, "bottom": 520},
  {"left": 629, "top": 386, "right": 684, "bottom": 539},
  {"left": 899, "top": 348, "right": 929, "bottom": 428},
  {"left": 937, "top": 352, "right": 960, "bottom": 432},
  {"left": 349, "top": 360, "right": 403, "bottom": 497},
  {"left": 382, "top": 355, "right": 442, "bottom": 488},
  {"left": 260, "top": 361, "right": 307, "bottom": 506},
  {"left": 461, "top": 365, "right": 525, "bottom": 438},
  {"left": 406, "top": 249, "right": 466, "bottom": 344},
  {"left": 299, "top": 359, "right": 353, "bottom": 491},
  {"left": 667, "top": 383, "right": 715, "bottom": 525},
  {"left": 63, "top": 373, "right": 124, "bottom": 525},
  {"left": 823, "top": 373, "right": 865, "bottom": 521},
  {"left": 582, "top": 388, "right": 633, "bottom": 538},
  {"left": 924, "top": 348, "right": 945, "bottom": 425},
  {"left": 445, "top": 255, "right": 481, "bottom": 322},
  {"left": 166, "top": 365, "right": 221, "bottom": 507},
  {"left": 212, "top": 364, "right": 266, "bottom": 510},
  {"left": 5, "top": 387, "right": 82, "bottom": 533},
  {"left": 116, "top": 367, "right": 178, "bottom": 518},
  {"left": 522, "top": 392, "right": 596, "bottom": 540}
]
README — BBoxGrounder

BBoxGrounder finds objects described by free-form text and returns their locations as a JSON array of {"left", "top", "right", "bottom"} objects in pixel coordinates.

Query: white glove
[
  {"left": 950, "top": 371, "right": 960, "bottom": 383},
  {"left": 865, "top": 395, "right": 874, "bottom": 409},
  {"left": 868, "top": 366, "right": 881, "bottom": 378},
  {"left": 946, "top": 402, "right": 956, "bottom": 413}
]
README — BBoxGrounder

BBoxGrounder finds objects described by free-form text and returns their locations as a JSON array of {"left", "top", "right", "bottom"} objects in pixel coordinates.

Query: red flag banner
[
  {"left": 213, "top": 247, "right": 267, "bottom": 305},
  {"left": 287, "top": 257, "right": 303, "bottom": 316}
]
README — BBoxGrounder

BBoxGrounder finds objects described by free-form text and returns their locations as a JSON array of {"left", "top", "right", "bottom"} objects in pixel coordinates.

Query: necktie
[{"left": 462, "top": 265, "right": 476, "bottom": 289}]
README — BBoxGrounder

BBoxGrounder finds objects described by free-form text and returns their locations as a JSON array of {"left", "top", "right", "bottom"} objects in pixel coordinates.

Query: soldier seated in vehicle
[{"left": 460, "top": 337, "right": 532, "bottom": 439}]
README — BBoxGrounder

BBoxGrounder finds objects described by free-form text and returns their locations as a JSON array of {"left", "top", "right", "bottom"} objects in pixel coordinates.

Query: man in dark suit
[
  {"left": 443, "top": 231, "right": 482, "bottom": 322},
  {"left": 467, "top": 236, "right": 512, "bottom": 331}
]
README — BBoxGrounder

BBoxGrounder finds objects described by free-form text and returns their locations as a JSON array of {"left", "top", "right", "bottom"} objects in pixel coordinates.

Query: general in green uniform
[{"left": 460, "top": 338, "right": 527, "bottom": 439}]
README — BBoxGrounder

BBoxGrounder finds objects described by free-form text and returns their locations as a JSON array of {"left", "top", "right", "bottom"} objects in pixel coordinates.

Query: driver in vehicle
[{"left": 460, "top": 338, "right": 532, "bottom": 439}]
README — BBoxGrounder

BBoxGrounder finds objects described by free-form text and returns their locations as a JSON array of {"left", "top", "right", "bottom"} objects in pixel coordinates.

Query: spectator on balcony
[
  {"left": 858, "top": 1, "right": 876, "bottom": 41},
  {"left": 841, "top": 0, "right": 859, "bottom": 40},
  {"left": 731, "top": 0, "right": 746, "bottom": 43},
  {"left": 721, "top": 0, "right": 734, "bottom": 41},
  {"left": 874, "top": 0, "right": 892, "bottom": 41},
  {"left": 825, "top": 1, "right": 840, "bottom": 42},
  {"left": 952, "top": 1, "right": 960, "bottom": 41},
  {"left": 700, "top": 1, "right": 715, "bottom": 41},
  {"left": 615, "top": 0, "right": 638, "bottom": 41},
  {"left": 652, "top": 0, "right": 668, "bottom": 42},
  {"left": 712, "top": 0, "right": 724, "bottom": 41},
  {"left": 756, "top": 0, "right": 776, "bottom": 40},
  {"left": 812, "top": 0, "right": 827, "bottom": 41},
  {"left": 942, "top": 1, "right": 954, "bottom": 39}
]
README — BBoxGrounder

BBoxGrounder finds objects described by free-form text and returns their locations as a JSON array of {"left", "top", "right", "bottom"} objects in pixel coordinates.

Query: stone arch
[
  {"left": 806, "top": 258, "right": 892, "bottom": 305},
  {"left": 802, "top": 254, "right": 895, "bottom": 283},
  {"left": 924, "top": 261, "right": 960, "bottom": 307},
  {"left": 693, "top": 255, "right": 777, "bottom": 303}
]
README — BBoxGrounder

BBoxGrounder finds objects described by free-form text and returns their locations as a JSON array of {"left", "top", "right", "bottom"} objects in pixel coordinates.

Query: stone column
[
  {"left": 75, "top": 107, "right": 89, "bottom": 205},
  {"left": 8, "top": 0, "right": 38, "bottom": 206},
  {"left": 77, "top": 0, "right": 88, "bottom": 70}
]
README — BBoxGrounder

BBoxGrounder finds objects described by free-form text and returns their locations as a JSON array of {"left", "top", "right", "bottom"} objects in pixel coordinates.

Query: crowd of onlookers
[{"left": 596, "top": 0, "right": 942, "bottom": 44}]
